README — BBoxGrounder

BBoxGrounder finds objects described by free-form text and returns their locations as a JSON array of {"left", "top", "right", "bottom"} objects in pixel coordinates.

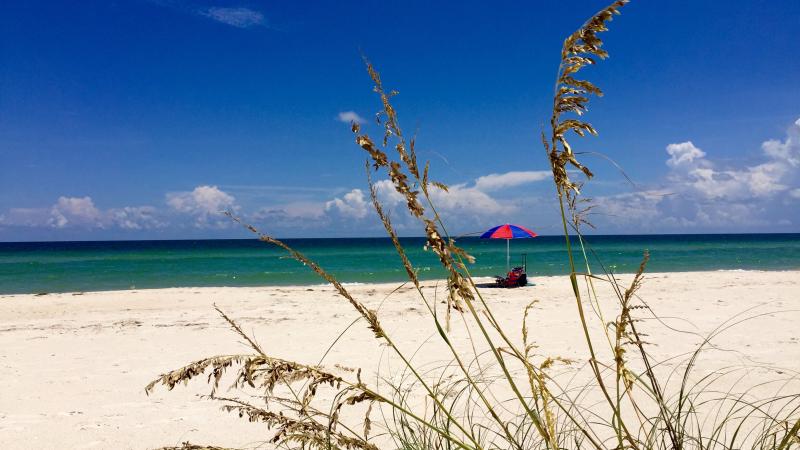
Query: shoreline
[
  {"left": 1, "top": 270, "right": 798, "bottom": 448},
  {"left": 3, "top": 268, "right": 800, "bottom": 297},
  {"left": 4, "top": 234, "right": 800, "bottom": 296}
]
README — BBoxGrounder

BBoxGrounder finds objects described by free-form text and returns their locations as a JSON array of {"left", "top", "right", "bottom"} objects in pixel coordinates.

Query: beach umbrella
[{"left": 480, "top": 224, "right": 538, "bottom": 272}]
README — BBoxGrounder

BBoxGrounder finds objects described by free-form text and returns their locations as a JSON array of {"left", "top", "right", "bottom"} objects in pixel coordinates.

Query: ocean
[{"left": 1, "top": 234, "right": 798, "bottom": 294}]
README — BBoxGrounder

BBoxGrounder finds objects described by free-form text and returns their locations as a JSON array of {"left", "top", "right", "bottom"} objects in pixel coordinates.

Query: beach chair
[{"left": 494, "top": 254, "right": 529, "bottom": 288}]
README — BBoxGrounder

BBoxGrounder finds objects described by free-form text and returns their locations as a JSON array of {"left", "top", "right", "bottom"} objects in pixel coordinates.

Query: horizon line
[{"left": 2, "top": 231, "right": 800, "bottom": 245}]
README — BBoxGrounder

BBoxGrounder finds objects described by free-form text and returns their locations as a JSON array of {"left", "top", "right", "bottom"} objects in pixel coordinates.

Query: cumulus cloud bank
[
  {"left": 4, "top": 118, "right": 798, "bottom": 238},
  {"left": 595, "top": 118, "right": 800, "bottom": 230},
  {"left": 0, "top": 196, "right": 164, "bottom": 230},
  {"left": 0, "top": 185, "right": 241, "bottom": 233},
  {"left": 318, "top": 169, "right": 550, "bottom": 229}
]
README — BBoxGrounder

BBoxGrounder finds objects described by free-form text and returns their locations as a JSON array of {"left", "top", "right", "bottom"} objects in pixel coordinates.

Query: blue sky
[{"left": 1, "top": 0, "right": 799, "bottom": 241}]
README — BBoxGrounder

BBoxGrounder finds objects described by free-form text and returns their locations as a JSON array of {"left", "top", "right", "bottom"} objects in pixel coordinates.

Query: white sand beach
[{"left": 1, "top": 270, "right": 799, "bottom": 449}]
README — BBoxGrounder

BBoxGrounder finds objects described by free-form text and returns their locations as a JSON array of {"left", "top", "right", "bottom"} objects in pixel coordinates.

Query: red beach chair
[{"left": 494, "top": 255, "right": 529, "bottom": 288}]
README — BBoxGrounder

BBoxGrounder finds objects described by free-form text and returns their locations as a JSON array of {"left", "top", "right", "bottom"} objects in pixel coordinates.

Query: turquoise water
[{"left": 1, "top": 234, "right": 799, "bottom": 294}]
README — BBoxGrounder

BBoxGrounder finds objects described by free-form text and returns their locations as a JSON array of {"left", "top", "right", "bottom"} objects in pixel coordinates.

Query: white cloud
[
  {"left": 745, "top": 161, "right": 789, "bottom": 196},
  {"left": 166, "top": 185, "right": 237, "bottom": 227},
  {"left": 271, "top": 202, "right": 324, "bottom": 219},
  {"left": 430, "top": 184, "right": 514, "bottom": 216},
  {"left": 167, "top": 185, "right": 236, "bottom": 214},
  {"left": 0, "top": 197, "right": 163, "bottom": 230},
  {"left": 592, "top": 190, "right": 669, "bottom": 226},
  {"left": 201, "top": 7, "right": 264, "bottom": 28},
  {"left": 692, "top": 201, "right": 769, "bottom": 228},
  {"left": 252, "top": 202, "right": 327, "bottom": 229},
  {"left": 373, "top": 179, "right": 406, "bottom": 206},
  {"left": 264, "top": 175, "right": 522, "bottom": 232},
  {"left": 366, "top": 175, "right": 517, "bottom": 230},
  {"left": 679, "top": 166, "right": 751, "bottom": 199},
  {"left": 108, "top": 206, "right": 165, "bottom": 230},
  {"left": 0, "top": 208, "right": 53, "bottom": 228},
  {"left": 591, "top": 187, "right": 773, "bottom": 231},
  {"left": 666, "top": 141, "right": 706, "bottom": 168},
  {"left": 429, "top": 170, "right": 546, "bottom": 218},
  {"left": 761, "top": 118, "right": 800, "bottom": 166},
  {"left": 337, "top": 111, "right": 366, "bottom": 125},
  {"left": 473, "top": 170, "right": 551, "bottom": 191},
  {"left": 594, "top": 118, "right": 800, "bottom": 230},
  {"left": 48, "top": 196, "right": 103, "bottom": 228},
  {"left": 325, "top": 189, "right": 369, "bottom": 219},
  {"left": 665, "top": 119, "right": 799, "bottom": 201},
  {"left": 5, "top": 118, "right": 796, "bottom": 237}
]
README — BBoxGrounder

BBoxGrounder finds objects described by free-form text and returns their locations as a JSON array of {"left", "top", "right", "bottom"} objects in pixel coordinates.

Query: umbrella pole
[{"left": 506, "top": 239, "right": 510, "bottom": 272}]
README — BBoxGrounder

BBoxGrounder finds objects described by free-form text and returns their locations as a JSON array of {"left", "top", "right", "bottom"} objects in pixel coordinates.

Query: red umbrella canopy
[
  {"left": 480, "top": 224, "right": 537, "bottom": 272},
  {"left": 480, "top": 224, "right": 538, "bottom": 239}
]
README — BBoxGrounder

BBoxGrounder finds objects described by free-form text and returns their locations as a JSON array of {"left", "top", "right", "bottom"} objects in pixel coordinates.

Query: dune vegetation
[{"left": 146, "top": 2, "right": 800, "bottom": 449}]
